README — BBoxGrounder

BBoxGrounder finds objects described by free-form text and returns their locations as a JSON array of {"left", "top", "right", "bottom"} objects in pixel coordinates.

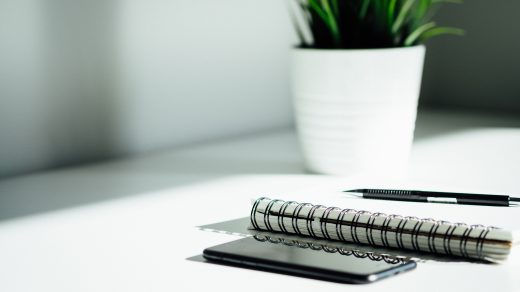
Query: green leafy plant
[{"left": 290, "top": 0, "right": 464, "bottom": 48}]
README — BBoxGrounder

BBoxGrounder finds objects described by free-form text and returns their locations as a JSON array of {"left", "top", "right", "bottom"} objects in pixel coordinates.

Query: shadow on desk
[
  {"left": 1, "top": 109, "right": 520, "bottom": 222},
  {"left": 0, "top": 131, "right": 307, "bottom": 221}
]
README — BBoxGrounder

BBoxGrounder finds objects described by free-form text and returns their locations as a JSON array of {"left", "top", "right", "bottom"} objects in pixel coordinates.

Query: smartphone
[{"left": 203, "top": 236, "right": 416, "bottom": 284}]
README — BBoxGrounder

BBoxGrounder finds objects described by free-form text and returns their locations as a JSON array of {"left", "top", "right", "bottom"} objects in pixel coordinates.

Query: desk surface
[{"left": 1, "top": 109, "right": 520, "bottom": 292}]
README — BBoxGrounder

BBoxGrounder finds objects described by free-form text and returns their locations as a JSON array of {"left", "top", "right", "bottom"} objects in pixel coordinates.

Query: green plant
[{"left": 290, "top": 0, "right": 464, "bottom": 48}]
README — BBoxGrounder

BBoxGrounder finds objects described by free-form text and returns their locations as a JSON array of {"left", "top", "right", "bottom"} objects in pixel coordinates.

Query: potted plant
[{"left": 289, "top": 0, "right": 463, "bottom": 175}]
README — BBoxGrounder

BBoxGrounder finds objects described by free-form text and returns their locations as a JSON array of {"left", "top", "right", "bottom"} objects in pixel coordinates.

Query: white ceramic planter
[{"left": 291, "top": 46, "right": 425, "bottom": 175}]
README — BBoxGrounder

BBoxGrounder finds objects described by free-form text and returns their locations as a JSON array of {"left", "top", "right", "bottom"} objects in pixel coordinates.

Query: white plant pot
[{"left": 291, "top": 46, "right": 426, "bottom": 176}]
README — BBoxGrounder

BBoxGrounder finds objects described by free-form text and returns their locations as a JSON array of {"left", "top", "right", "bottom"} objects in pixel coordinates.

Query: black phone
[{"left": 203, "top": 236, "right": 416, "bottom": 284}]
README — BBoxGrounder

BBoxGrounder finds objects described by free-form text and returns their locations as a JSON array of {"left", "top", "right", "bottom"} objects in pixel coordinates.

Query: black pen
[{"left": 344, "top": 189, "right": 520, "bottom": 207}]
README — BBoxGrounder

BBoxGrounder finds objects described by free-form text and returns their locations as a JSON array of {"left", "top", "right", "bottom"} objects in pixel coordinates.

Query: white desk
[{"left": 1, "top": 109, "right": 520, "bottom": 291}]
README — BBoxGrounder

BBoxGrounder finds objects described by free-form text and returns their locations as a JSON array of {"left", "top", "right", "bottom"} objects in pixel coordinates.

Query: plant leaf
[
  {"left": 359, "top": 0, "right": 371, "bottom": 19},
  {"left": 419, "top": 26, "right": 465, "bottom": 42},
  {"left": 392, "top": 0, "right": 416, "bottom": 34},
  {"left": 289, "top": 0, "right": 307, "bottom": 46},
  {"left": 404, "top": 21, "right": 436, "bottom": 46},
  {"left": 331, "top": 0, "right": 339, "bottom": 17},
  {"left": 288, "top": 0, "right": 463, "bottom": 48},
  {"left": 308, "top": 0, "right": 329, "bottom": 25},
  {"left": 320, "top": 0, "right": 341, "bottom": 45},
  {"left": 387, "top": 0, "right": 398, "bottom": 29},
  {"left": 415, "top": 0, "right": 433, "bottom": 24}
]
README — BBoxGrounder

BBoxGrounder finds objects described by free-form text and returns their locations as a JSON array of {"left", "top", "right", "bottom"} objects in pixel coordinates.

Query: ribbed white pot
[{"left": 291, "top": 46, "right": 425, "bottom": 175}]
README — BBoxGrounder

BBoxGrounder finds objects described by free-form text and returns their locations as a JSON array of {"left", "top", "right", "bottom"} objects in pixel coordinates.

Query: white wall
[
  {"left": 5, "top": 0, "right": 517, "bottom": 178},
  {"left": 0, "top": 0, "right": 295, "bottom": 177}
]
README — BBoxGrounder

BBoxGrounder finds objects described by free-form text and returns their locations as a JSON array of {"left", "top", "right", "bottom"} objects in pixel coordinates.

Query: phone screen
[{"left": 203, "top": 235, "right": 416, "bottom": 284}]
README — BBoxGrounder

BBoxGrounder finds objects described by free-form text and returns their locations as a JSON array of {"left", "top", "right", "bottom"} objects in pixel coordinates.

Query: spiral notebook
[{"left": 249, "top": 197, "right": 518, "bottom": 262}]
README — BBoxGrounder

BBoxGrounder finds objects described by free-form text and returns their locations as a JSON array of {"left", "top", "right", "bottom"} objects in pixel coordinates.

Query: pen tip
[
  {"left": 343, "top": 192, "right": 363, "bottom": 198},
  {"left": 344, "top": 189, "right": 364, "bottom": 193}
]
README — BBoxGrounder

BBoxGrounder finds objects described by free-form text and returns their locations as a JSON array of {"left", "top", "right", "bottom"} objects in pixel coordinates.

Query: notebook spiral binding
[
  {"left": 252, "top": 233, "right": 406, "bottom": 264},
  {"left": 250, "top": 197, "right": 503, "bottom": 261}
]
